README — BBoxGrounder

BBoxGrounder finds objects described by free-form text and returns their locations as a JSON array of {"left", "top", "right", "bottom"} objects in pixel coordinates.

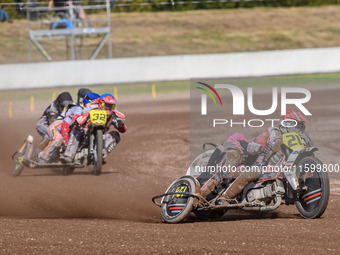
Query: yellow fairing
[
  {"left": 90, "top": 110, "right": 107, "bottom": 125},
  {"left": 282, "top": 132, "right": 305, "bottom": 150}
]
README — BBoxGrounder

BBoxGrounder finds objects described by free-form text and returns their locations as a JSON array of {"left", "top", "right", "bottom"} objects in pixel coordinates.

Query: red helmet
[
  {"left": 280, "top": 110, "right": 307, "bottom": 134},
  {"left": 99, "top": 93, "right": 116, "bottom": 113},
  {"left": 281, "top": 110, "right": 308, "bottom": 123}
]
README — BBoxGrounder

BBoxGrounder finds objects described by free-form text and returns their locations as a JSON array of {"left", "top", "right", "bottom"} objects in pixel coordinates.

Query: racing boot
[
  {"left": 34, "top": 136, "right": 50, "bottom": 161},
  {"left": 218, "top": 148, "right": 262, "bottom": 205},
  {"left": 37, "top": 151, "right": 47, "bottom": 164},
  {"left": 101, "top": 141, "right": 116, "bottom": 165},
  {"left": 102, "top": 133, "right": 119, "bottom": 164},
  {"left": 61, "top": 131, "right": 80, "bottom": 163},
  {"left": 221, "top": 170, "right": 262, "bottom": 205},
  {"left": 103, "top": 141, "right": 116, "bottom": 159},
  {"left": 200, "top": 148, "right": 242, "bottom": 199},
  {"left": 219, "top": 153, "right": 266, "bottom": 204},
  {"left": 198, "top": 146, "right": 225, "bottom": 198},
  {"left": 200, "top": 174, "right": 221, "bottom": 198},
  {"left": 59, "top": 154, "right": 73, "bottom": 163}
]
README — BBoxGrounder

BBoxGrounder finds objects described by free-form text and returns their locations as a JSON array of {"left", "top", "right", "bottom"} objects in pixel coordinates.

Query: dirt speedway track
[{"left": 0, "top": 87, "right": 340, "bottom": 254}]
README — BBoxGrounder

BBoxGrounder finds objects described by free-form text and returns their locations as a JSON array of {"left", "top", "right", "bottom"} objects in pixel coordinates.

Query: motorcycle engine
[
  {"left": 246, "top": 183, "right": 281, "bottom": 204},
  {"left": 74, "top": 148, "right": 89, "bottom": 165}
]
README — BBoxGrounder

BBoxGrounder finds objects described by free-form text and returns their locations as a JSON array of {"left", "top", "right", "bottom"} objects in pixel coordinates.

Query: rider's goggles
[
  {"left": 282, "top": 120, "right": 305, "bottom": 133},
  {"left": 283, "top": 120, "right": 297, "bottom": 127},
  {"left": 102, "top": 102, "right": 116, "bottom": 110}
]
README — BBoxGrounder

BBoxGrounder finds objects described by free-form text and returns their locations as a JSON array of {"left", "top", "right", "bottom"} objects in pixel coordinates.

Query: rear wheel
[
  {"left": 161, "top": 177, "right": 196, "bottom": 223},
  {"left": 93, "top": 129, "right": 103, "bottom": 175},
  {"left": 13, "top": 144, "right": 30, "bottom": 177},
  {"left": 295, "top": 157, "right": 330, "bottom": 219}
]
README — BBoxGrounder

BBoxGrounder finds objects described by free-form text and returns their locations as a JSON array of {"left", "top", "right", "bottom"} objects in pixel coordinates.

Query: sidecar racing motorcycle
[
  {"left": 12, "top": 109, "right": 123, "bottom": 176},
  {"left": 152, "top": 132, "right": 329, "bottom": 223}
]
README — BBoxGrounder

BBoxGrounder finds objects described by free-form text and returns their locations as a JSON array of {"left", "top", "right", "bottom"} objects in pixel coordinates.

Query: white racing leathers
[
  {"left": 40, "top": 104, "right": 84, "bottom": 162},
  {"left": 36, "top": 102, "right": 59, "bottom": 138}
]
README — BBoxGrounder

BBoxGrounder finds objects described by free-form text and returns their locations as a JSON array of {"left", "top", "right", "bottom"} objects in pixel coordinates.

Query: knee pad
[{"left": 106, "top": 131, "right": 121, "bottom": 144}]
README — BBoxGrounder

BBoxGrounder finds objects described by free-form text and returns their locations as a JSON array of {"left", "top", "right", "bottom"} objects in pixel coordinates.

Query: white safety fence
[{"left": 1, "top": 47, "right": 340, "bottom": 90}]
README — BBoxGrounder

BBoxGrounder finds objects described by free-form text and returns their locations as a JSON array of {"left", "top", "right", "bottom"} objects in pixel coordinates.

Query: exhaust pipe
[{"left": 241, "top": 196, "right": 282, "bottom": 211}]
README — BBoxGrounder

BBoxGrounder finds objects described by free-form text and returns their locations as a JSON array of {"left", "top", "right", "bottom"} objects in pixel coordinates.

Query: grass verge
[{"left": 1, "top": 6, "right": 340, "bottom": 63}]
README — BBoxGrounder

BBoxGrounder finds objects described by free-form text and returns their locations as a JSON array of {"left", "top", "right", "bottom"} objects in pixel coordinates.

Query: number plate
[
  {"left": 283, "top": 132, "right": 305, "bottom": 150},
  {"left": 172, "top": 186, "right": 188, "bottom": 198},
  {"left": 90, "top": 110, "right": 107, "bottom": 125}
]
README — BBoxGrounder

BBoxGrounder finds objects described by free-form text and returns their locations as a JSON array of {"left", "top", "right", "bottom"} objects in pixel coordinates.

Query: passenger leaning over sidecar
[
  {"left": 37, "top": 93, "right": 99, "bottom": 163},
  {"left": 198, "top": 110, "right": 308, "bottom": 205},
  {"left": 35, "top": 88, "right": 92, "bottom": 154},
  {"left": 36, "top": 92, "right": 73, "bottom": 140}
]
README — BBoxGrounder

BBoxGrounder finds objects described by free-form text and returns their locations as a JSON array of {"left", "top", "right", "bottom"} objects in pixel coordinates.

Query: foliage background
[{"left": 2, "top": 0, "right": 340, "bottom": 19}]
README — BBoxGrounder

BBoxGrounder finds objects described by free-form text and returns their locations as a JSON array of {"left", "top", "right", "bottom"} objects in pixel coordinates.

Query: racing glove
[
  {"left": 114, "top": 119, "right": 126, "bottom": 133},
  {"left": 117, "top": 123, "right": 127, "bottom": 133},
  {"left": 74, "top": 112, "right": 89, "bottom": 125}
]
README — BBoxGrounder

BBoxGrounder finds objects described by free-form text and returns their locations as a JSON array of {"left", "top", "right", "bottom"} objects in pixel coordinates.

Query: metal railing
[{"left": 24, "top": 0, "right": 112, "bottom": 62}]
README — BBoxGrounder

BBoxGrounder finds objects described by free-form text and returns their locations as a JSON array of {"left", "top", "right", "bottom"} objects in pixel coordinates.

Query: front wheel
[
  {"left": 93, "top": 129, "right": 103, "bottom": 175},
  {"left": 161, "top": 177, "right": 196, "bottom": 223},
  {"left": 295, "top": 157, "right": 330, "bottom": 219},
  {"left": 13, "top": 142, "right": 32, "bottom": 177}
]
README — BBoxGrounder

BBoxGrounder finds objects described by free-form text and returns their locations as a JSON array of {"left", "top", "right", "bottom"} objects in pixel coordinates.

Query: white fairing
[
  {"left": 284, "top": 148, "right": 304, "bottom": 190},
  {"left": 186, "top": 150, "right": 214, "bottom": 177}
]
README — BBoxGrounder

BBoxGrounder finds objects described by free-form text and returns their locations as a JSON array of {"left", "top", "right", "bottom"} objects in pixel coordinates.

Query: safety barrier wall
[{"left": 1, "top": 47, "right": 340, "bottom": 90}]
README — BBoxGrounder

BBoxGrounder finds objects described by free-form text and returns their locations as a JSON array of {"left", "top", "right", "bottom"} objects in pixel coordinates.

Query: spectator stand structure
[{"left": 26, "top": 0, "right": 112, "bottom": 62}]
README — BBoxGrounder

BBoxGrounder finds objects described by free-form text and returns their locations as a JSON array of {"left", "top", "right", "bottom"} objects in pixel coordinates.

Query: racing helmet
[
  {"left": 77, "top": 88, "right": 92, "bottom": 104},
  {"left": 83, "top": 92, "right": 100, "bottom": 106},
  {"left": 46, "top": 109, "right": 58, "bottom": 125},
  {"left": 55, "top": 92, "right": 73, "bottom": 113},
  {"left": 99, "top": 93, "right": 117, "bottom": 112},
  {"left": 279, "top": 110, "right": 308, "bottom": 134}
]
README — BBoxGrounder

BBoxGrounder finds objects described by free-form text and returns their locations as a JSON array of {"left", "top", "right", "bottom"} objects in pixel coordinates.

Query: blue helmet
[
  {"left": 83, "top": 93, "right": 100, "bottom": 106},
  {"left": 100, "top": 93, "right": 115, "bottom": 100}
]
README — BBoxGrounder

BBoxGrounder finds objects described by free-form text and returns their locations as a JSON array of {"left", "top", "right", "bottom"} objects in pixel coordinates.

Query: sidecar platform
[
  {"left": 152, "top": 192, "right": 268, "bottom": 211},
  {"left": 12, "top": 152, "right": 83, "bottom": 169}
]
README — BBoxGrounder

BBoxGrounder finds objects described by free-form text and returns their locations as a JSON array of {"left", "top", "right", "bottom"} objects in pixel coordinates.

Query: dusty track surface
[{"left": 0, "top": 88, "right": 339, "bottom": 254}]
